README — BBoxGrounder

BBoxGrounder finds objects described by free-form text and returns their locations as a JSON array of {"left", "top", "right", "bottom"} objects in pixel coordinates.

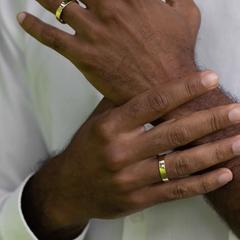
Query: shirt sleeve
[{"left": 0, "top": 176, "right": 89, "bottom": 240}]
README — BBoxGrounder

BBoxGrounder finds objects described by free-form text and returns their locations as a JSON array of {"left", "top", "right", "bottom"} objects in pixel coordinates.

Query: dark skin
[
  {"left": 178, "top": 89, "right": 240, "bottom": 237},
  {"left": 17, "top": 0, "right": 240, "bottom": 238},
  {"left": 17, "top": 0, "right": 200, "bottom": 103},
  {"left": 23, "top": 83, "right": 239, "bottom": 239}
]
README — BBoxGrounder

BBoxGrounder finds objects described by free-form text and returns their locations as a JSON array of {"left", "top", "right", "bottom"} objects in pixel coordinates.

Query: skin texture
[
  {"left": 18, "top": 0, "right": 200, "bottom": 104},
  {"left": 174, "top": 89, "right": 240, "bottom": 237},
  {"left": 17, "top": 0, "right": 240, "bottom": 238},
  {"left": 23, "top": 77, "right": 239, "bottom": 239}
]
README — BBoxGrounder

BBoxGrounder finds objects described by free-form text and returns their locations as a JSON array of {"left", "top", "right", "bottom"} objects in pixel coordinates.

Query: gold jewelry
[
  {"left": 56, "top": 0, "right": 79, "bottom": 24},
  {"left": 158, "top": 156, "right": 169, "bottom": 182}
]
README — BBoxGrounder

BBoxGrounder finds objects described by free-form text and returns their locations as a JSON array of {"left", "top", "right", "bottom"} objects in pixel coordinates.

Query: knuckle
[
  {"left": 172, "top": 184, "right": 189, "bottom": 200},
  {"left": 184, "top": 78, "right": 201, "bottom": 97},
  {"left": 209, "top": 110, "right": 224, "bottom": 132},
  {"left": 92, "top": 116, "right": 114, "bottom": 141},
  {"left": 175, "top": 155, "right": 190, "bottom": 177},
  {"left": 112, "top": 174, "right": 133, "bottom": 192},
  {"left": 199, "top": 179, "right": 211, "bottom": 194},
  {"left": 104, "top": 147, "right": 127, "bottom": 171},
  {"left": 146, "top": 90, "right": 170, "bottom": 113},
  {"left": 167, "top": 126, "right": 191, "bottom": 146},
  {"left": 213, "top": 144, "right": 227, "bottom": 162}
]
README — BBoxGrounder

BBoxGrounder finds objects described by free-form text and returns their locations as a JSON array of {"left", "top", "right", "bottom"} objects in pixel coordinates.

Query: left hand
[
  {"left": 18, "top": 0, "right": 200, "bottom": 104},
  {"left": 23, "top": 76, "right": 237, "bottom": 239}
]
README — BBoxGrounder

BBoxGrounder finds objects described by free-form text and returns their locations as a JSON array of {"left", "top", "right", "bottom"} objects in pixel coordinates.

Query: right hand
[{"left": 23, "top": 73, "right": 239, "bottom": 239}]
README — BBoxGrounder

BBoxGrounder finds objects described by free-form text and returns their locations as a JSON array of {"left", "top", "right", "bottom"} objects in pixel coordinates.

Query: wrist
[{"left": 22, "top": 155, "right": 89, "bottom": 239}]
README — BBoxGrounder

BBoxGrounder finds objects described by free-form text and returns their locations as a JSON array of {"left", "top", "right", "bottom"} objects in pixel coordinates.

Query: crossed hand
[{"left": 18, "top": 1, "right": 240, "bottom": 239}]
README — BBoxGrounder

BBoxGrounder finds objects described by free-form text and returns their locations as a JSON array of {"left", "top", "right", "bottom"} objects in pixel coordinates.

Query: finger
[
  {"left": 120, "top": 135, "right": 240, "bottom": 192},
  {"left": 35, "top": 0, "right": 92, "bottom": 29},
  {"left": 169, "top": 0, "right": 201, "bottom": 37},
  {"left": 17, "top": 12, "right": 77, "bottom": 58},
  {"left": 134, "top": 168, "right": 232, "bottom": 209},
  {"left": 110, "top": 71, "right": 219, "bottom": 131},
  {"left": 137, "top": 104, "right": 240, "bottom": 159},
  {"left": 165, "top": 135, "right": 240, "bottom": 179}
]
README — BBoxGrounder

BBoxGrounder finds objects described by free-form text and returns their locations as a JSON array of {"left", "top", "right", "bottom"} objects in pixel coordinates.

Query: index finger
[{"left": 111, "top": 71, "right": 219, "bottom": 131}]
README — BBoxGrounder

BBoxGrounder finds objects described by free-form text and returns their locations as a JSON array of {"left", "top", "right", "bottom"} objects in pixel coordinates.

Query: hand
[
  {"left": 23, "top": 74, "right": 240, "bottom": 239},
  {"left": 18, "top": 1, "right": 240, "bottom": 237},
  {"left": 18, "top": 0, "right": 200, "bottom": 104}
]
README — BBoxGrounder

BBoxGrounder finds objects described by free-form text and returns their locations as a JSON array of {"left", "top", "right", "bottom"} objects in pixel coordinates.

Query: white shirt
[{"left": 0, "top": 0, "right": 239, "bottom": 239}]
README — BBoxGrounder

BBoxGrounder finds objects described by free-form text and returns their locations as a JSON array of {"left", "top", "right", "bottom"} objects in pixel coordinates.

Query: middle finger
[
  {"left": 134, "top": 135, "right": 240, "bottom": 189},
  {"left": 136, "top": 104, "right": 240, "bottom": 159}
]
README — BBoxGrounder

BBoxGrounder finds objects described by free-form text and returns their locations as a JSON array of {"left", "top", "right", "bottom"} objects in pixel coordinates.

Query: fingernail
[
  {"left": 218, "top": 171, "right": 233, "bottom": 185},
  {"left": 232, "top": 138, "right": 240, "bottom": 155},
  {"left": 17, "top": 12, "right": 26, "bottom": 24},
  {"left": 229, "top": 107, "right": 240, "bottom": 123},
  {"left": 201, "top": 71, "right": 219, "bottom": 89}
]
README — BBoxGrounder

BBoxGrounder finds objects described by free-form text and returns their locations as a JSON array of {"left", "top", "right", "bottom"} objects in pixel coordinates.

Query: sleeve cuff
[
  {"left": 74, "top": 224, "right": 89, "bottom": 240},
  {"left": 0, "top": 175, "right": 89, "bottom": 240}
]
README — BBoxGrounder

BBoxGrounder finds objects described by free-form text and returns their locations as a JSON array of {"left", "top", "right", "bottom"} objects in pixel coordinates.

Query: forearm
[{"left": 168, "top": 87, "right": 240, "bottom": 237}]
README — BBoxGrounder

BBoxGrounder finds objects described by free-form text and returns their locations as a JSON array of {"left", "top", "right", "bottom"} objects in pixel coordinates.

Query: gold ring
[
  {"left": 56, "top": 0, "right": 79, "bottom": 24},
  {"left": 158, "top": 156, "right": 169, "bottom": 182}
]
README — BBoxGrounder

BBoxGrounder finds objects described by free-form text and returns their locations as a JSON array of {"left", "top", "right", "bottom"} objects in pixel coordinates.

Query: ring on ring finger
[{"left": 157, "top": 155, "right": 170, "bottom": 182}]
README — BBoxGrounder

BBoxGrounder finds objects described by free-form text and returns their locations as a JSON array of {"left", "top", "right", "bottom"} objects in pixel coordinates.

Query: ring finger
[
  {"left": 122, "top": 135, "right": 240, "bottom": 191},
  {"left": 35, "top": 0, "right": 92, "bottom": 29}
]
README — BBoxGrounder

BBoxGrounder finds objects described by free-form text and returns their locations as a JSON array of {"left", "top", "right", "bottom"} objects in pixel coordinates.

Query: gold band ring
[
  {"left": 56, "top": 0, "right": 79, "bottom": 24},
  {"left": 158, "top": 156, "right": 169, "bottom": 182}
]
